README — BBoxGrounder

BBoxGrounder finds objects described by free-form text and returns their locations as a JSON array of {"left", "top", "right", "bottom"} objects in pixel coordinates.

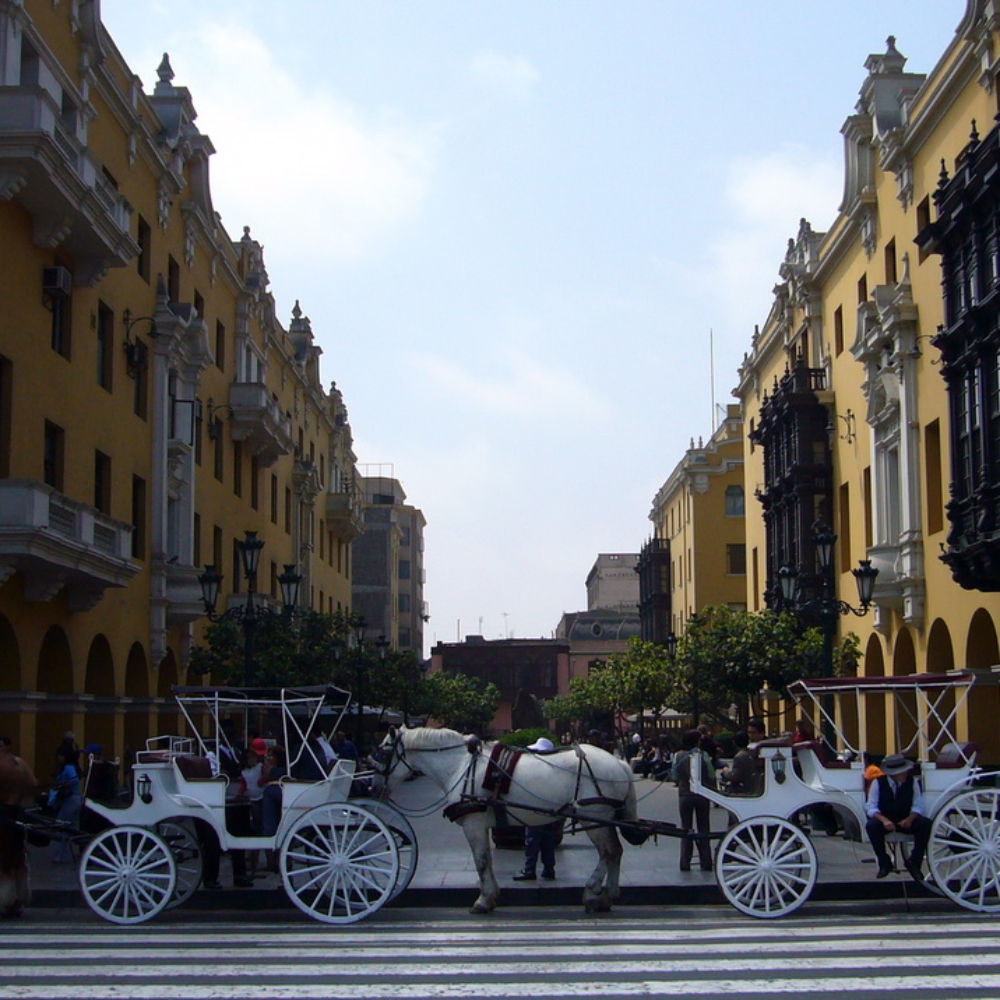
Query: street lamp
[{"left": 197, "top": 530, "right": 302, "bottom": 687}]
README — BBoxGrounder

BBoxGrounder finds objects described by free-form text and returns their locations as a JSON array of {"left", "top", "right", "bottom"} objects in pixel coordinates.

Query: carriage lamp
[
  {"left": 771, "top": 750, "right": 788, "bottom": 785},
  {"left": 136, "top": 773, "right": 153, "bottom": 804}
]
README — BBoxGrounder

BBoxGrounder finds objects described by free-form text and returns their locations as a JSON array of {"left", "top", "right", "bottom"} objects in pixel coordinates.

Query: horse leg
[
  {"left": 583, "top": 825, "right": 622, "bottom": 912},
  {"left": 459, "top": 814, "right": 498, "bottom": 914}
]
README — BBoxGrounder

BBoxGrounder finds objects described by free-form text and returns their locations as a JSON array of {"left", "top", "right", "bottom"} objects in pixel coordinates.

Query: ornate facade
[{"left": 0, "top": 1, "right": 364, "bottom": 770}]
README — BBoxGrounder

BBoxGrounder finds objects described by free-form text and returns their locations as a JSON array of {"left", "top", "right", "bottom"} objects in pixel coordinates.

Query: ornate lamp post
[
  {"left": 778, "top": 522, "right": 878, "bottom": 742},
  {"left": 197, "top": 530, "right": 302, "bottom": 687}
]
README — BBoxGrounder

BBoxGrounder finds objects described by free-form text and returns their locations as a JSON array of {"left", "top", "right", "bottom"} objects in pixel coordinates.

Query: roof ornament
[{"left": 157, "top": 53, "right": 174, "bottom": 85}]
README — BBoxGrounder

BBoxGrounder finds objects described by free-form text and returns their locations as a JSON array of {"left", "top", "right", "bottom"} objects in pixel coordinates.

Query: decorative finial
[
  {"left": 971, "top": 119, "right": 980, "bottom": 144},
  {"left": 157, "top": 54, "right": 174, "bottom": 85},
  {"left": 292, "top": 300, "right": 302, "bottom": 320},
  {"left": 939, "top": 158, "right": 950, "bottom": 188}
]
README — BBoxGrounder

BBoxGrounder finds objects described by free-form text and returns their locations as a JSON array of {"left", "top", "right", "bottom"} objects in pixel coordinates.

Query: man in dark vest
[{"left": 865, "top": 753, "right": 931, "bottom": 880}]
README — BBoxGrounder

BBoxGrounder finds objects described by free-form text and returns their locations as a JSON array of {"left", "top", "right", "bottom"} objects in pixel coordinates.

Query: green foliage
[
  {"left": 422, "top": 671, "right": 500, "bottom": 735},
  {"left": 500, "top": 727, "right": 557, "bottom": 749},
  {"left": 542, "top": 611, "right": 864, "bottom": 734},
  {"left": 669, "top": 606, "right": 862, "bottom": 726}
]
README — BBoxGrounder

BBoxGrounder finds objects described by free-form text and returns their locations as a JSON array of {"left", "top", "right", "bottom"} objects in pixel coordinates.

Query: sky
[{"left": 100, "top": 1, "right": 964, "bottom": 650}]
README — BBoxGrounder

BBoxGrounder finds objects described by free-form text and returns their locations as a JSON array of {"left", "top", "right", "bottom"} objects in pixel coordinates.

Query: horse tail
[{"left": 617, "top": 764, "right": 648, "bottom": 847}]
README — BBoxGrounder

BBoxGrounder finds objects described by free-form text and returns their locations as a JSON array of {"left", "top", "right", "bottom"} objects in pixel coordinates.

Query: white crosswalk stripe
[{"left": 5, "top": 908, "right": 1000, "bottom": 998}]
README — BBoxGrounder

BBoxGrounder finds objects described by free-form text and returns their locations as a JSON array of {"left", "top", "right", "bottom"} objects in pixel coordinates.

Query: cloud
[
  {"left": 407, "top": 345, "right": 610, "bottom": 424},
  {"left": 707, "top": 143, "right": 843, "bottom": 333},
  {"left": 469, "top": 51, "right": 540, "bottom": 99},
  {"left": 155, "top": 21, "right": 437, "bottom": 265}
]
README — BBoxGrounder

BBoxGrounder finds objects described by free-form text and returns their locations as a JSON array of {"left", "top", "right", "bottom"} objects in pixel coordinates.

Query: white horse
[{"left": 377, "top": 727, "right": 643, "bottom": 914}]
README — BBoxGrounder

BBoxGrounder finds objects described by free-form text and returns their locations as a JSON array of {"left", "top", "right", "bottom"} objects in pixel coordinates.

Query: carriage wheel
[
  {"left": 928, "top": 788, "right": 1000, "bottom": 912},
  {"left": 280, "top": 803, "right": 399, "bottom": 924},
  {"left": 155, "top": 818, "right": 202, "bottom": 909},
  {"left": 362, "top": 800, "right": 419, "bottom": 900},
  {"left": 716, "top": 817, "right": 817, "bottom": 918},
  {"left": 79, "top": 826, "right": 177, "bottom": 925}
]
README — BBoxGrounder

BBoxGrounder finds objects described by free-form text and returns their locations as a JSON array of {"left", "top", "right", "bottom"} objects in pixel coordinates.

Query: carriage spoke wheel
[
  {"left": 929, "top": 788, "right": 1000, "bottom": 912},
  {"left": 280, "top": 803, "right": 399, "bottom": 924},
  {"left": 716, "top": 817, "right": 817, "bottom": 918},
  {"left": 155, "top": 818, "right": 202, "bottom": 909},
  {"left": 363, "top": 800, "right": 419, "bottom": 900},
  {"left": 79, "top": 826, "right": 177, "bottom": 925}
]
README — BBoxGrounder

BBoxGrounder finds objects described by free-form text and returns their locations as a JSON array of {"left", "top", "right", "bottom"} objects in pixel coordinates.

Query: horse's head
[{"left": 373, "top": 727, "right": 419, "bottom": 793}]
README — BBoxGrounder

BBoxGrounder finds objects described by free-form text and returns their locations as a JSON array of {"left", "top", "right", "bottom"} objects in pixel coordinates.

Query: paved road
[{"left": 6, "top": 903, "right": 1000, "bottom": 998}]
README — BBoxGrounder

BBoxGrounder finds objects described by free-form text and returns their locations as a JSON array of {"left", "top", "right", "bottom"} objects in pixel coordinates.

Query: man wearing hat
[
  {"left": 513, "top": 737, "right": 558, "bottom": 882},
  {"left": 865, "top": 753, "right": 931, "bottom": 880}
]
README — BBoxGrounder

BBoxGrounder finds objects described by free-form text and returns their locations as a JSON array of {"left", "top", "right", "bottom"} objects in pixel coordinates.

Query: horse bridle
[{"left": 374, "top": 731, "right": 476, "bottom": 783}]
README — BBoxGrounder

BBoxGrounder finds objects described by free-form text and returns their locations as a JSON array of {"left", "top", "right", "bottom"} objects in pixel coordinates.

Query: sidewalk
[{"left": 24, "top": 778, "right": 932, "bottom": 910}]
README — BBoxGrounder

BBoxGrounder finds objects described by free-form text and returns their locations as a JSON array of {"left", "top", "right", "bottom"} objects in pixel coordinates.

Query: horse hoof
[{"left": 470, "top": 902, "right": 495, "bottom": 915}]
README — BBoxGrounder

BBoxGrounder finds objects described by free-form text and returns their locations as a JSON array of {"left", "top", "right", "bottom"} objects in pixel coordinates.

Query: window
[
  {"left": 132, "top": 339, "right": 148, "bottom": 419},
  {"left": 137, "top": 216, "right": 151, "bottom": 282},
  {"left": 284, "top": 487, "right": 292, "bottom": 534},
  {"left": 917, "top": 196, "right": 931, "bottom": 264},
  {"left": 194, "top": 291, "right": 204, "bottom": 323},
  {"left": 97, "top": 301, "right": 113, "bottom": 391},
  {"left": 726, "top": 544, "right": 746, "bottom": 576},
  {"left": 925, "top": 421, "right": 943, "bottom": 535},
  {"left": 834, "top": 306, "right": 844, "bottom": 357},
  {"left": 233, "top": 441, "right": 243, "bottom": 497},
  {"left": 857, "top": 274, "right": 868, "bottom": 304},
  {"left": 194, "top": 399, "right": 203, "bottom": 465},
  {"left": 399, "top": 559, "right": 411, "bottom": 580},
  {"left": 167, "top": 255, "right": 180, "bottom": 302},
  {"left": 250, "top": 456, "right": 260, "bottom": 510},
  {"left": 838, "top": 483, "right": 851, "bottom": 572},
  {"left": 0, "top": 355, "right": 11, "bottom": 477},
  {"left": 232, "top": 538, "right": 242, "bottom": 594},
  {"left": 215, "top": 322, "right": 226, "bottom": 372},
  {"left": 50, "top": 281, "right": 71, "bottom": 359},
  {"left": 400, "top": 526, "right": 411, "bottom": 547},
  {"left": 94, "top": 450, "right": 111, "bottom": 514},
  {"left": 884, "top": 238, "right": 897, "bottom": 286},
  {"left": 398, "top": 593, "right": 411, "bottom": 613},
  {"left": 270, "top": 474, "right": 278, "bottom": 524},
  {"left": 863, "top": 467, "right": 873, "bottom": 548},
  {"left": 212, "top": 525, "right": 222, "bottom": 570},
  {"left": 43, "top": 421, "right": 64, "bottom": 490},
  {"left": 213, "top": 421, "right": 224, "bottom": 481},
  {"left": 724, "top": 485, "right": 744, "bottom": 516},
  {"left": 399, "top": 627, "right": 411, "bottom": 648},
  {"left": 131, "top": 476, "right": 146, "bottom": 559}
]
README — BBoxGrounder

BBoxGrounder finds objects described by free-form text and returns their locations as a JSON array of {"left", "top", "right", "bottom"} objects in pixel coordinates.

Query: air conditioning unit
[{"left": 42, "top": 266, "right": 73, "bottom": 299}]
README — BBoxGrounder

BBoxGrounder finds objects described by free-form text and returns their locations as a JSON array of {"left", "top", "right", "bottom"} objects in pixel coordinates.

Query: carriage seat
[
  {"left": 174, "top": 756, "right": 225, "bottom": 782},
  {"left": 792, "top": 741, "right": 850, "bottom": 769},
  {"left": 936, "top": 742, "right": 978, "bottom": 768}
]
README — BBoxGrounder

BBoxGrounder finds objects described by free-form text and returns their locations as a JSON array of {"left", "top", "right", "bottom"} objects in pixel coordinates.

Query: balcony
[
  {"left": 0, "top": 88, "right": 138, "bottom": 283},
  {"left": 326, "top": 489, "right": 365, "bottom": 540},
  {"left": 226, "top": 382, "right": 295, "bottom": 467},
  {"left": 162, "top": 560, "right": 204, "bottom": 625},
  {"left": 0, "top": 480, "right": 138, "bottom": 611}
]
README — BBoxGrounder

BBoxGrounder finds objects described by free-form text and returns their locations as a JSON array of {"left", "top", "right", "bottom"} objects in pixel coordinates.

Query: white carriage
[
  {"left": 688, "top": 672, "right": 999, "bottom": 918},
  {"left": 79, "top": 685, "right": 416, "bottom": 925}
]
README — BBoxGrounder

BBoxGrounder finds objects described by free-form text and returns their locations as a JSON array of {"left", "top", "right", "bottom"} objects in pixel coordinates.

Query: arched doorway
[
  {"left": 966, "top": 609, "right": 1000, "bottom": 764},
  {"left": 83, "top": 635, "right": 116, "bottom": 760},
  {"left": 863, "top": 633, "right": 886, "bottom": 751},
  {"left": 926, "top": 619, "right": 956, "bottom": 751},
  {"left": 124, "top": 643, "right": 149, "bottom": 782},
  {"left": 892, "top": 628, "right": 918, "bottom": 754},
  {"left": 0, "top": 614, "right": 22, "bottom": 754},
  {"left": 34, "top": 626, "right": 74, "bottom": 774},
  {"left": 156, "top": 650, "right": 180, "bottom": 736}
]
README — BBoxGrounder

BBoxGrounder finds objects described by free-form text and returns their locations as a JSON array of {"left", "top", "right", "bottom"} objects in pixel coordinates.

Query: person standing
[
  {"left": 513, "top": 738, "right": 559, "bottom": 882},
  {"left": 674, "top": 729, "right": 715, "bottom": 871},
  {"left": 866, "top": 753, "right": 931, "bottom": 880},
  {"left": 50, "top": 750, "right": 81, "bottom": 863}
]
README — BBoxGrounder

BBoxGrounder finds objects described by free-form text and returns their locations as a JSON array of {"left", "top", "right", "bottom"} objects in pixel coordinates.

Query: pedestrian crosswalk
[{"left": 6, "top": 907, "right": 1000, "bottom": 997}]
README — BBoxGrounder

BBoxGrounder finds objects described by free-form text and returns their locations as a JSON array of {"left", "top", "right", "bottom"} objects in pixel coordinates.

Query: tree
[
  {"left": 544, "top": 638, "right": 673, "bottom": 742},
  {"left": 668, "top": 606, "right": 862, "bottom": 727},
  {"left": 421, "top": 671, "right": 499, "bottom": 735}
]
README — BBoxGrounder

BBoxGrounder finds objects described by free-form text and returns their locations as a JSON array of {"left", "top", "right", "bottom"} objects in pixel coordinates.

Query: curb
[{"left": 30, "top": 878, "right": 938, "bottom": 911}]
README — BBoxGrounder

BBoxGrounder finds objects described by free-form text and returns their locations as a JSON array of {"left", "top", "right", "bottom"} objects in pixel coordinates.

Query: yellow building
[
  {"left": 639, "top": 404, "right": 746, "bottom": 642},
  {"left": 0, "top": 1, "right": 364, "bottom": 772},
  {"left": 735, "top": 6, "right": 1000, "bottom": 761}
]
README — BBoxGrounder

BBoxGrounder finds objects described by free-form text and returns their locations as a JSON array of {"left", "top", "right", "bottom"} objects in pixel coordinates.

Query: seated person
[
  {"left": 721, "top": 730, "right": 759, "bottom": 795},
  {"left": 746, "top": 717, "right": 766, "bottom": 750},
  {"left": 865, "top": 753, "right": 931, "bottom": 881}
]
